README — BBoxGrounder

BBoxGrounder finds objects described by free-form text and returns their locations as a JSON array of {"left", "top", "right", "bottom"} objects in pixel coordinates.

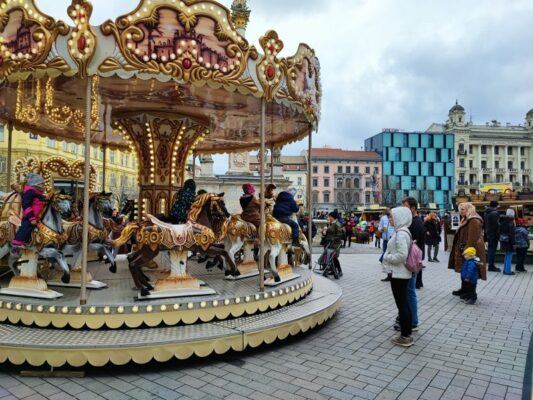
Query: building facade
[
  {"left": 0, "top": 125, "right": 139, "bottom": 206},
  {"left": 365, "top": 129, "right": 455, "bottom": 209},
  {"left": 249, "top": 154, "right": 307, "bottom": 204},
  {"left": 310, "top": 148, "right": 382, "bottom": 214},
  {"left": 427, "top": 103, "right": 533, "bottom": 194}
]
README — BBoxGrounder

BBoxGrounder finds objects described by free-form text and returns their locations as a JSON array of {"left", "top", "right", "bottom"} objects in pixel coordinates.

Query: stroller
[{"left": 313, "top": 243, "right": 342, "bottom": 279}]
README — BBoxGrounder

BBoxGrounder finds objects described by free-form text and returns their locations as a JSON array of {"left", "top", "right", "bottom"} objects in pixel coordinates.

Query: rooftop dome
[
  {"left": 527, "top": 108, "right": 533, "bottom": 117},
  {"left": 449, "top": 100, "right": 465, "bottom": 113}
]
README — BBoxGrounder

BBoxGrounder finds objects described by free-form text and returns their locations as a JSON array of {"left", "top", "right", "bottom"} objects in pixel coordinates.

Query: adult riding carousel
[{"left": 0, "top": 0, "right": 341, "bottom": 367}]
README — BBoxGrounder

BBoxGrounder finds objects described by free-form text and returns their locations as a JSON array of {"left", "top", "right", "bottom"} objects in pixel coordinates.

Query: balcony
[
  {"left": 457, "top": 181, "right": 469, "bottom": 186},
  {"left": 496, "top": 168, "right": 506, "bottom": 173},
  {"left": 482, "top": 168, "right": 492, "bottom": 173},
  {"left": 509, "top": 169, "right": 518, "bottom": 173},
  {"left": 457, "top": 149, "right": 467, "bottom": 156},
  {"left": 523, "top": 169, "right": 531, "bottom": 173}
]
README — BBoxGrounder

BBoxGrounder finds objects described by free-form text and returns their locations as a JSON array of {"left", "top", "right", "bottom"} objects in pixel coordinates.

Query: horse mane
[{"left": 187, "top": 193, "right": 212, "bottom": 222}]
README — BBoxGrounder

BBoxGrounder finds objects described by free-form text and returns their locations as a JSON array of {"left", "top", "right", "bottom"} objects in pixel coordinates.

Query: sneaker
[
  {"left": 391, "top": 335, "right": 414, "bottom": 347},
  {"left": 488, "top": 266, "right": 501, "bottom": 272},
  {"left": 411, "top": 325, "right": 419, "bottom": 332},
  {"left": 433, "top": 258, "right": 440, "bottom": 262},
  {"left": 427, "top": 259, "right": 433, "bottom": 263},
  {"left": 503, "top": 271, "right": 516, "bottom": 276},
  {"left": 462, "top": 298, "right": 477, "bottom": 305}
]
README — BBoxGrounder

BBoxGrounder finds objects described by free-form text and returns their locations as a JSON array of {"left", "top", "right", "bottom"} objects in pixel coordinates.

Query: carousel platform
[{"left": 0, "top": 256, "right": 341, "bottom": 367}]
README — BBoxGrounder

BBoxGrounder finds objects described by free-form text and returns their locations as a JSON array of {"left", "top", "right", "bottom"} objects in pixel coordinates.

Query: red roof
[{"left": 311, "top": 148, "right": 381, "bottom": 160}]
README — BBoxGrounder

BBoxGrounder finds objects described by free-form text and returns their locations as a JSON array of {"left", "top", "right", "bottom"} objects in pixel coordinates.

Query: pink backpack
[{"left": 402, "top": 230, "right": 423, "bottom": 273}]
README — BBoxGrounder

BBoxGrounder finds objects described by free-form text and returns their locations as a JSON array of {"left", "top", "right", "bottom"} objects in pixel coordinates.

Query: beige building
[{"left": 428, "top": 103, "right": 533, "bottom": 194}]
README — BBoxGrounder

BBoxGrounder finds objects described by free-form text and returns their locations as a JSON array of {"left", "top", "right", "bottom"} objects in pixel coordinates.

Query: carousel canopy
[{"left": 0, "top": 0, "right": 321, "bottom": 153}]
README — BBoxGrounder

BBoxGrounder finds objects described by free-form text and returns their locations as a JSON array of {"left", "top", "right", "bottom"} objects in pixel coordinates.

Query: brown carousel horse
[{"left": 111, "top": 192, "right": 237, "bottom": 296}]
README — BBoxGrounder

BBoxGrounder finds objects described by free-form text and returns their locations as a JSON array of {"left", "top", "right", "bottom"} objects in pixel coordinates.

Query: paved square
[{"left": 0, "top": 247, "right": 531, "bottom": 399}]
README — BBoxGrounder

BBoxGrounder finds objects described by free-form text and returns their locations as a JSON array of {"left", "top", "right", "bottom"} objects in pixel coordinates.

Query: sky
[{"left": 38, "top": 0, "right": 533, "bottom": 173}]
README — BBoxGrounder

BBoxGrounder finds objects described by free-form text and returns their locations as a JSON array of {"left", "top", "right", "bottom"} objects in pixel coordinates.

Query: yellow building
[{"left": 0, "top": 124, "right": 138, "bottom": 206}]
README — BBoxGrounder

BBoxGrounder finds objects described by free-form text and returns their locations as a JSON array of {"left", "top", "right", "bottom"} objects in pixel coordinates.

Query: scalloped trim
[
  {"left": 0, "top": 299, "right": 340, "bottom": 367},
  {"left": 0, "top": 279, "right": 313, "bottom": 330}
]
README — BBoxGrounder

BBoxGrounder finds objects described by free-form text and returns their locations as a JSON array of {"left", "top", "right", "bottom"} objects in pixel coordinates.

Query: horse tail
[{"left": 110, "top": 222, "right": 139, "bottom": 248}]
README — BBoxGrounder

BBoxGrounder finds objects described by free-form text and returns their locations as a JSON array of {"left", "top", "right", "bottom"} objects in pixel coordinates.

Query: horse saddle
[
  {"left": 229, "top": 215, "right": 258, "bottom": 240},
  {"left": 146, "top": 214, "right": 212, "bottom": 249}
]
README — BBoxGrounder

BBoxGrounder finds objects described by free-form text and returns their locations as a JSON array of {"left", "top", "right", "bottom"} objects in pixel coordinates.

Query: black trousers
[
  {"left": 516, "top": 248, "right": 527, "bottom": 270},
  {"left": 416, "top": 269, "right": 423, "bottom": 287},
  {"left": 390, "top": 278, "right": 412, "bottom": 337},
  {"left": 462, "top": 281, "right": 477, "bottom": 301},
  {"left": 343, "top": 233, "right": 352, "bottom": 247}
]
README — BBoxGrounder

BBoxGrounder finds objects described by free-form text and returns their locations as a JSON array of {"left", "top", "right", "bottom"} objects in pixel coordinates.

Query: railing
[
  {"left": 496, "top": 168, "right": 506, "bottom": 173},
  {"left": 523, "top": 169, "right": 531, "bottom": 173},
  {"left": 457, "top": 181, "right": 469, "bottom": 186},
  {"left": 509, "top": 169, "right": 518, "bottom": 173},
  {"left": 482, "top": 168, "right": 492, "bottom": 173},
  {"left": 457, "top": 149, "right": 467, "bottom": 156}
]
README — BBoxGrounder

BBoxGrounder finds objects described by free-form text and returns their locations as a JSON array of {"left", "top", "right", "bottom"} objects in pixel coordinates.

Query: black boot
[
  {"left": 381, "top": 273, "right": 392, "bottom": 282},
  {"left": 452, "top": 280, "right": 465, "bottom": 296}
]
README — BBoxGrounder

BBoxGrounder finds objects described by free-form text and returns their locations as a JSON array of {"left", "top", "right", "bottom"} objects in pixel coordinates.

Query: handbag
[{"left": 499, "top": 233, "right": 510, "bottom": 243}]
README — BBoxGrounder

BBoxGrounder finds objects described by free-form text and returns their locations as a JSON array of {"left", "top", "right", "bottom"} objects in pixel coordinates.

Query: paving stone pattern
[{"left": 0, "top": 247, "right": 531, "bottom": 399}]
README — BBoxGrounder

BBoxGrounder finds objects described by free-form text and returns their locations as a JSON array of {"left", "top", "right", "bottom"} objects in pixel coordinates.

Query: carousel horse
[
  {"left": 61, "top": 192, "right": 117, "bottom": 274},
  {"left": 225, "top": 212, "right": 310, "bottom": 282},
  {"left": 111, "top": 192, "right": 237, "bottom": 296},
  {"left": 0, "top": 191, "right": 72, "bottom": 283}
]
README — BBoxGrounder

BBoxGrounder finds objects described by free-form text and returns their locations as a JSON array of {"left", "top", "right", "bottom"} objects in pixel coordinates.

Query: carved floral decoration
[
  {"left": 67, "top": 0, "right": 97, "bottom": 78},
  {"left": 257, "top": 30, "right": 284, "bottom": 101}
]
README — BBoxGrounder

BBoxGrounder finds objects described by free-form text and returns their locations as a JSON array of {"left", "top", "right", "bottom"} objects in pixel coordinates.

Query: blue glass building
[{"left": 365, "top": 130, "right": 455, "bottom": 209}]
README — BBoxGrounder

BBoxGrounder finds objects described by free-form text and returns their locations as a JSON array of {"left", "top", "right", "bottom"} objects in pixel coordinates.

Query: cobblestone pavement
[{"left": 1, "top": 249, "right": 532, "bottom": 400}]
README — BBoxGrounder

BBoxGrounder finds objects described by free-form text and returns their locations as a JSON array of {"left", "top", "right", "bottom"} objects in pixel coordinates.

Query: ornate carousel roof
[{"left": 0, "top": 0, "right": 321, "bottom": 153}]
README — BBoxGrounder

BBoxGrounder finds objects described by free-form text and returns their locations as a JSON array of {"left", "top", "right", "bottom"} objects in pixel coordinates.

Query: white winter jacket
[{"left": 382, "top": 207, "right": 413, "bottom": 280}]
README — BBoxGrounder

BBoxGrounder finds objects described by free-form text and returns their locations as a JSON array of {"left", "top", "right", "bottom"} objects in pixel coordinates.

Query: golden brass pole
[
  {"left": 6, "top": 121, "right": 13, "bottom": 192},
  {"left": 259, "top": 99, "right": 266, "bottom": 291},
  {"left": 307, "top": 128, "right": 313, "bottom": 269}
]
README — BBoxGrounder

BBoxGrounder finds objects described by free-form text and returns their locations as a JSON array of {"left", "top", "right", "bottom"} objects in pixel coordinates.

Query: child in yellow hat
[{"left": 461, "top": 247, "right": 480, "bottom": 304}]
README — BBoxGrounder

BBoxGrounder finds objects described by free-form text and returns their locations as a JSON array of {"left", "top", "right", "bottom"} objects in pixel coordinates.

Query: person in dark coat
[
  {"left": 500, "top": 208, "right": 516, "bottom": 275},
  {"left": 514, "top": 218, "right": 529, "bottom": 273},
  {"left": 169, "top": 179, "right": 196, "bottom": 224},
  {"left": 484, "top": 200, "right": 501, "bottom": 272},
  {"left": 449, "top": 202, "right": 487, "bottom": 297},
  {"left": 239, "top": 183, "right": 260, "bottom": 228},
  {"left": 424, "top": 212, "right": 441, "bottom": 262},
  {"left": 299, "top": 214, "right": 317, "bottom": 243},
  {"left": 273, "top": 188, "right": 301, "bottom": 247},
  {"left": 322, "top": 211, "right": 344, "bottom": 277}
]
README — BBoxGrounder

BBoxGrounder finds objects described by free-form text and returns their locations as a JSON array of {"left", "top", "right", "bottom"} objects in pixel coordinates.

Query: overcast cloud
[{"left": 39, "top": 0, "right": 533, "bottom": 172}]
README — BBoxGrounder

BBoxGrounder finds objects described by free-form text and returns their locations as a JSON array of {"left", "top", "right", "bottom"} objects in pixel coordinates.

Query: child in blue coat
[{"left": 461, "top": 247, "right": 480, "bottom": 304}]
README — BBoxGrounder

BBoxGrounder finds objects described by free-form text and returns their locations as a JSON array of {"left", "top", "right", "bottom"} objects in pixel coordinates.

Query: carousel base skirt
[
  {"left": 0, "top": 287, "right": 63, "bottom": 299},
  {"left": 0, "top": 274, "right": 341, "bottom": 367}
]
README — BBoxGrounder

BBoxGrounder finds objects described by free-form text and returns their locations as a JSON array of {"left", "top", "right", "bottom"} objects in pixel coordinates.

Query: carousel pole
[
  {"left": 101, "top": 144, "right": 107, "bottom": 191},
  {"left": 258, "top": 98, "right": 266, "bottom": 291},
  {"left": 270, "top": 145, "right": 274, "bottom": 184},
  {"left": 80, "top": 76, "right": 93, "bottom": 305},
  {"left": 6, "top": 121, "right": 13, "bottom": 192},
  {"left": 192, "top": 151, "right": 196, "bottom": 180},
  {"left": 307, "top": 128, "right": 313, "bottom": 269}
]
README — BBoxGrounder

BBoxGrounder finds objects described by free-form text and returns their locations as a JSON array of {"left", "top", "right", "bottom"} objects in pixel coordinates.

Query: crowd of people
[{"left": 376, "top": 197, "right": 530, "bottom": 348}]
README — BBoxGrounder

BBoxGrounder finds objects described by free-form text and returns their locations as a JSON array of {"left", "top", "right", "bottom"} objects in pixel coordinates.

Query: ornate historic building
[{"left": 427, "top": 103, "right": 533, "bottom": 194}]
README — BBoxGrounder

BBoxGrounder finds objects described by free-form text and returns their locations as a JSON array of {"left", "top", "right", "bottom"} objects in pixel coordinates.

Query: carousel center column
[{"left": 114, "top": 112, "right": 208, "bottom": 216}]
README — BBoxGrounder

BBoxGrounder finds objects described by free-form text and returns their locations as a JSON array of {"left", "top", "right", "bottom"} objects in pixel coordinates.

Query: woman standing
[
  {"left": 382, "top": 207, "right": 414, "bottom": 347},
  {"left": 424, "top": 212, "right": 442, "bottom": 262},
  {"left": 343, "top": 217, "right": 355, "bottom": 248},
  {"left": 500, "top": 209, "right": 516, "bottom": 275},
  {"left": 449, "top": 202, "right": 487, "bottom": 296}
]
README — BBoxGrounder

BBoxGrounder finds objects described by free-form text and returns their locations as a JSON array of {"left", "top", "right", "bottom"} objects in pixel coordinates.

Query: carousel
[{"left": 0, "top": 0, "right": 341, "bottom": 367}]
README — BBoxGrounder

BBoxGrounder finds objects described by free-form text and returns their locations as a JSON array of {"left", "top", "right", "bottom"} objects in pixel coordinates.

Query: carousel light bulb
[
  {"left": 173, "top": 304, "right": 180, "bottom": 310},
  {"left": 151, "top": 53, "right": 157, "bottom": 59},
  {"left": 198, "top": 56, "right": 203, "bottom": 63}
]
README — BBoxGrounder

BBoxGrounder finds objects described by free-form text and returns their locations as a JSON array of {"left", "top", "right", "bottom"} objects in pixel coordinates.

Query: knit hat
[
  {"left": 516, "top": 217, "right": 524, "bottom": 225},
  {"left": 328, "top": 210, "right": 339, "bottom": 220},
  {"left": 463, "top": 247, "right": 476, "bottom": 257},
  {"left": 489, "top": 200, "right": 499, "bottom": 208},
  {"left": 26, "top": 173, "right": 44, "bottom": 187},
  {"left": 242, "top": 183, "right": 255, "bottom": 195},
  {"left": 288, "top": 188, "right": 297, "bottom": 197}
]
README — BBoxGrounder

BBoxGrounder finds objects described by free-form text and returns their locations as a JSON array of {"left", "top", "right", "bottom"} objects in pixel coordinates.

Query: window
[
  {"left": 47, "top": 138, "right": 55, "bottom": 148},
  {"left": 469, "top": 160, "right": 473, "bottom": 168},
  {"left": 336, "top": 178, "right": 343, "bottom": 188},
  {"left": 346, "top": 166, "right": 351, "bottom": 174},
  {"left": 93, "top": 147, "right": 98, "bottom": 158},
  {"left": 324, "top": 166, "right": 329, "bottom": 174},
  {"left": 508, "top": 161, "right": 513, "bottom": 170},
  {"left": 354, "top": 166, "right": 359, "bottom": 173},
  {"left": 521, "top": 161, "right": 525, "bottom": 171},
  {"left": 29, "top": 132, "right": 38, "bottom": 140},
  {"left": 374, "top": 167, "right": 379, "bottom": 174},
  {"left": 337, "top": 166, "right": 342, "bottom": 173},
  {"left": 297, "top": 177, "right": 302, "bottom": 185},
  {"left": 481, "top": 145, "right": 487, "bottom": 155},
  {"left": 312, "top": 166, "right": 318, "bottom": 174},
  {"left": 495, "top": 161, "right": 499, "bottom": 169},
  {"left": 366, "top": 180, "right": 370, "bottom": 188},
  {"left": 337, "top": 193, "right": 344, "bottom": 203},
  {"left": 81, "top": 145, "right": 85, "bottom": 156},
  {"left": 354, "top": 178, "right": 360, "bottom": 188},
  {"left": 110, "top": 173, "right": 116, "bottom": 189},
  {"left": 459, "top": 159, "right": 465, "bottom": 168},
  {"left": 323, "top": 193, "right": 330, "bottom": 203},
  {"left": 71, "top": 143, "right": 77, "bottom": 153},
  {"left": 459, "top": 173, "right": 465, "bottom": 184},
  {"left": 0, "top": 156, "right": 6, "bottom": 173},
  {"left": 521, "top": 147, "right": 526, "bottom": 156},
  {"left": 365, "top": 167, "right": 370, "bottom": 174},
  {"left": 312, "top": 191, "right": 318, "bottom": 203},
  {"left": 469, "top": 145, "right": 473, "bottom": 154},
  {"left": 494, "top": 146, "right": 499, "bottom": 155},
  {"left": 110, "top": 151, "right": 116, "bottom": 164},
  {"left": 0, "top": 125, "right": 4, "bottom": 141},
  {"left": 411, "top": 176, "right": 416, "bottom": 190},
  {"left": 481, "top": 161, "right": 487, "bottom": 169},
  {"left": 458, "top": 143, "right": 464, "bottom": 152},
  {"left": 345, "top": 179, "right": 351, "bottom": 189},
  {"left": 507, "top": 147, "right": 513, "bottom": 156},
  {"left": 324, "top": 178, "right": 329, "bottom": 187},
  {"left": 312, "top": 178, "right": 318, "bottom": 187}
]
